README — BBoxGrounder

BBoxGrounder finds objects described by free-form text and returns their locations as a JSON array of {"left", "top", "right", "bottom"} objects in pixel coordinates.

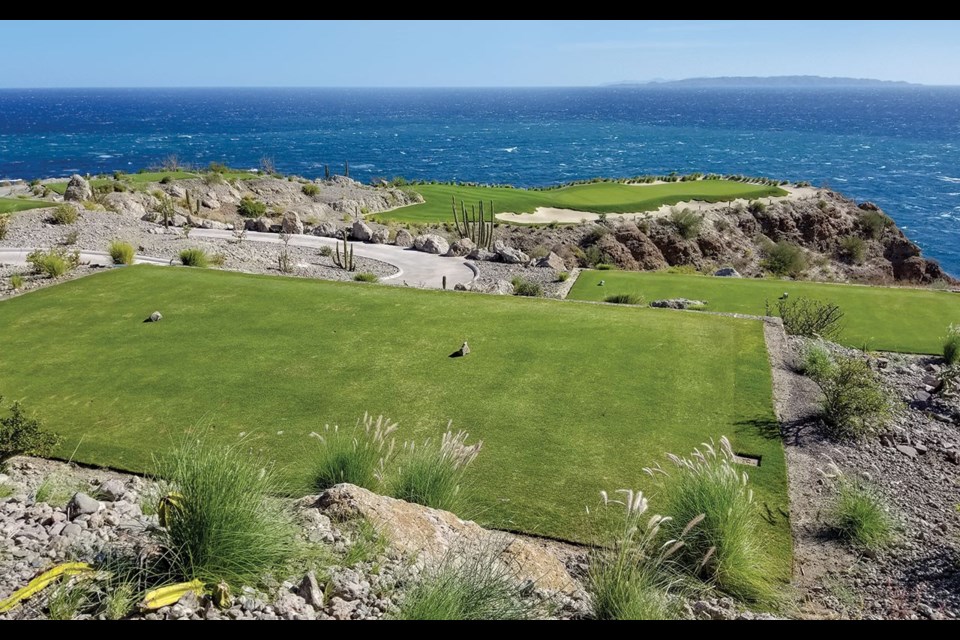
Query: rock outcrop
[{"left": 63, "top": 175, "right": 92, "bottom": 202}]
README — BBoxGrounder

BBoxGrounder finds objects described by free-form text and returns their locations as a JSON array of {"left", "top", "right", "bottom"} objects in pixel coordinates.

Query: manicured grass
[
  {"left": 0, "top": 197, "right": 51, "bottom": 214},
  {"left": 570, "top": 270, "right": 960, "bottom": 355},
  {"left": 0, "top": 266, "right": 789, "bottom": 573},
  {"left": 46, "top": 170, "right": 257, "bottom": 194},
  {"left": 375, "top": 180, "right": 787, "bottom": 224}
]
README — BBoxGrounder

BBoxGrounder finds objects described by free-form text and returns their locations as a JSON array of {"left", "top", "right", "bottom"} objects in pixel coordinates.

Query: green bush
[
  {"left": 668, "top": 208, "right": 703, "bottom": 240},
  {"left": 393, "top": 542, "right": 545, "bottom": 620},
  {"left": 27, "top": 248, "right": 79, "bottom": 278},
  {"left": 837, "top": 236, "right": 866, "bottom": 265},
  {"left": 50, "top": 204, "right": 79, "bottom": 225},
  {"left": 800, "top": 341, "right": 834, "bottom": 380},
  {"left": 390, "top": 429, "right": 482, "bottom": 513},
  {"left": 319, "top": 246, "right": 333, "bottom": 257},
  {"left": 859, "top": 210, "right": 892, "bottom": 240},
  {"left": 774, "top": 296, "right": 844, "bottom": 340},
  {"left": 209, "top": 253, "right": 227, "bottom": 268},
  {"left": 595, "top": 263, "right": 615, "bottom": 271},
  {"left": 604, "top": 293, "right": 644, "bottom": 305},
  {"left": 816, "top": 356, "right": 890, "bottom": 438},
  {"left": 827, "top": 476, "right": 896, "bottom": 551},
  {"left": 9, "top": 274, "right": 23, "bottom": 290},
  {"left": 302, "top": 184, "right": 320, "bottom": 197},
  {"left": 108, "top": 240, "right": 135, "bottom": 266},
  {"left": 312, "top": 414, "right": 397, "bottom": 491},
  {"left": 747, "top": 200, "right": 767, "bottom": 215},
  {"left": 178, "top": 248, "right": 209, "bottom": 268},
  {"left": 0, "top": 215, "right": 9, "bottom": 240},
  {"left": 154, "top": 437, "right": 300, "bottom": 587},
  {"left": 654, "top": 436, "right": 776, "bottom": 603},
  {"left": 237, "top": 196, "right": 267, "bottom": 218},
  {"left": 511, "top": 278, "right": 542, "bottom": 297},
  {"left": 944, "top": 324, "right": 960, "bottom": 365},
  {"left": 0, "top": 396, "right": 61, "bottom": 462},
  {"left": 354, "top": 272, "right": 378, "bottom": 283},
  {"left": 556, "top": 271, "right": 570, "bottom": 283},
  {"left": 762, "top": 240, "right": 807, "bottom": 277},
  {"left": 202, "top": 172, "right": 225, "bottom": 186}
]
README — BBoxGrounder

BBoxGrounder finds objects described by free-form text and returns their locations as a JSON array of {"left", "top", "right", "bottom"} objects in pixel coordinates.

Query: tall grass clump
[
  {"left": 646, "top": 437, "right": 776, "bottom": 603},
  {"left": 353, "top": 272, "right": 378, "bottom": 283},
  {"left": 0, "top": 214, "right": 9, "bottom": 240},
  {"left": 587, "top": 489, "right": 688, "bottom": 620},
  {"left": 604, "top": 293, "right": 644, "bottom": 305},
  {"left": 390, "top": 428, "right": 482, "bottom": 513},
  {"left": 178, "top": 248, "right": 209, "bottom": 268},
  {"left": 821, "top": 463, "right": 896, "bottom": 551},
  {"left": 799, "top": 340, "right": 835, "bottom": 380},
  {"left": 311, "top": 413, "right": 397, "bottom": 491},
  {"left": 50, "top": 203, "right": 79, "bottom": 225},
  {"left": 667, "top": 207, "right": 703, "bottom": 240},
  {"left": 393, "top": 540, "right": 545, "bottom": 620},
  {"left": 511, "top": 277, "right": 542, "bottom": 297},
  {"left": 108, "top": 240, "right": 135, "bottom": 265},
  {"left": 944, "top": 324, "right": 960, "bottom": 365},
  {"left": 9, "top": 273, "right": 24, "bottom": 290},
  {"left": 26, "top": 248, "right": 79, "bottom": 278},
  {"left": 154, "top": 437, "right": 300, "bottom": 587}
]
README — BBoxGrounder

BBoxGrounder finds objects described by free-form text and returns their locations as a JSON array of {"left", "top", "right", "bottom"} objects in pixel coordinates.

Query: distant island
[{"left": 606, "top": 75, "right": 919, "bottom": 88}]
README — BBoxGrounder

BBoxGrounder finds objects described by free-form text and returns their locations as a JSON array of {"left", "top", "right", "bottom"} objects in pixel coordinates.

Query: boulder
[
  {"left": 63, "top": 174, "right": 92, "bottom": 202},
  {"left": 282, "top": 211, "right": 304, "bottom": 235},
  {"left": 103, "top": 193, "right": 147, "bottom": 218},
  {"left": 298, "top": 571, "right": 324, "bottom": 609},
  {"left": 535, "top": 251, "right": 566, "bottom": 271},
  {"left": 494, "top": 240, "right": 529, "bottom": 264},
  {"left": 201, "top": 197, "right": 220, "bottom": 209},
  {"left": 98, "top": 479, "right": 126, "bottom": 501},
  {"left": 171, "top": 214, "right": 189, "bottom": 228},
  {"left": 446, "top": 237, "right": 475, "bottom": 257},
  {"left": 316, "top": 484, "right": 575, "bottom": 593},
  {"left": 413, "top": 234, "right": 450, "bottom": 255},
  {"left": 66, "top": 492, "right": 100, "bottom": 519},
  {"left": 454, "top": 278, "right": 514, "bottom": 295},
  {"left": 351, "top": 220, "right": 373, "bottom": 242},
  {"left": 896, "top": 445, "right": 918, "bottom": 460},
  {"left": 394, "top": 229, "right": 415, "bottom": 247},
  {"left": 466, "top": 247, "right": 497, "bottom": 261},
  {"left": 714, "top": 267, "right": 742, "bottom": 277},
  {"left": 650, "top": 298, "right": 708, "bottom": 310},
  {"left": 201, "top": 219, "right": 227, "bottom": 230},
  {"left": 245, "top": 217, "right": 273, "bottom": 233},
  {"left": 371, "top": 228, "right": 389, "bottom": 244},
  {"left": 311, "top": 221, "right": 339, "bottom": 238}
]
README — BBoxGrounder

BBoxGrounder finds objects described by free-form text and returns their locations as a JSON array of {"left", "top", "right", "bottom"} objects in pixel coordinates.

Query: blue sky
[{"left": 2, "top": 20, "right": 958, "bottom": 87}]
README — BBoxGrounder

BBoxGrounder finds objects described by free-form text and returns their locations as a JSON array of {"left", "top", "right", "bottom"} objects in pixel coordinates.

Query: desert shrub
[
  {"left": 762, "top": 240, "right": 807, "bottom": 277},
  {"left": 202, "top": 172, "right": 225, "bottom": 186},
  {"left": 27, "top": 248, "right": 78, "bottom": 278},
  {"left": 159, "top": 176, "right": 173, "bottom": 184},
  {"left": 0, "top": 397, "right": 60, "bottom": 462},
  {"left": 556, "top": 271, "right": 570, "bottom": 282},
  {"left": 302, "top": 184, "right": 320, "bottom": 197},
  {"left": 649, "top": 436, "right": 776, "bottom": 603},
  {"left": 311, "top": 413, "right": 397, "bottom": 491},
  {"left": 816, "top": 356, "right": 890, "bottom": 438},
  {"left": 668, "top": 208, "right": 703, "bottom": 240},
  {"left": 10, "top": 274, "right": 23, "bottom": 290},
  {"left": 0, "top": 215, "right": 8, "bottom": 240},
  {"left": 237, "top": 196, "right": 267, "bottom": 218},
  {"left": 209, "top": 252, "right": 227, "bottom": 267},
  {"left": 108, "top": 240, "right": 135, "bottom": 265},
  {"left": 774, "top": 296, "right": 844, "bottom": 340},
  {"left": 604, "top": 293, "right": 644, "bottom": 305},
  {"left": 595, "top": 263, "right": 615, "bottom": 271},
  {"left": 800, "top": 341, "right": 835, "bottom": 380},
  {"left": 154, "top": 437, "right": 300, "bottom": 587},
  {"left": 393, "top": 541, "right": 545, "bottom": 620},
  {"left": 46, "top": 581, "right": 90, "bottom": 620},
  {"left": 747, "top": 200, "right": 767, "bottom": 214},
  {"left": 588, "top": 490, "right": 684, "bottom": 620},
  {"left": 319, "top": 245, "right": 333, "bottom": 257},
  {"left": 837, "top": 236, "right": 866, "bottom": 265},
  {"left": 511, "top": 278, "right": 542, "bottom": 297},
  {"left": 582, "top": 226, "right": 610, "bottom": 245},
  {"left": 50, "top": 203, "right": 79, "bottom": 225},
  {"left": 178, "top": 248, "right": 209, "bottom": 268},
  {"left": 61, "top": 230, "right": 79, "bottom": 246},
  {"left": 830, "top": 479, "right": 896, "bottom": 551},
  {"left": 354, "top": 272, "right": 378, "bottom": 283},
  {"left": 944, "top": 324, "right": 960, "bottom": 365},
  {"left": 859, "top": 210, "right": 893, "bottom": 240},
  {"left": 390, "top": 429, "right": 482, "bottom": 513}
]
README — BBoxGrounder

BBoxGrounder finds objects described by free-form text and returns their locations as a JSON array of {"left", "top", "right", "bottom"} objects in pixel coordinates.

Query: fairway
[
  {"left": 0, "top": 197, "right": 51, "bottom": 214},
  {"left": 0, "top": 266, "right": 789, "bottom": 568},
  {"left": 570, "top": 270, "right": 960, "bottom": 354},
  {"left": 376, "top": 180, "right": 788, "bottom": 224}
]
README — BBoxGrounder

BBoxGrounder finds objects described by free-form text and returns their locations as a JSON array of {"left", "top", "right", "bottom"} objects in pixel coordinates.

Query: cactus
[
  {"left": 333, "top": 230, "right": 355, "bottom": 271},
  {"left": 324, "top": 164, "right": 330, "bottom": 180},
  {"left": 185, "top": 191, "right": 201, "bottom": 217},
  {"left": 451, "top": 197, "right": 495, "bottom": 249},
  {"left": 345, "top": 160, "right": 350, "bottom": 178}
]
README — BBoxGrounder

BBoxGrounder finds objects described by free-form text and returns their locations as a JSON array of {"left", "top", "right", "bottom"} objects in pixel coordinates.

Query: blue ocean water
[{"left": 1, "top": 87, "right": 959, "bottom": 273}]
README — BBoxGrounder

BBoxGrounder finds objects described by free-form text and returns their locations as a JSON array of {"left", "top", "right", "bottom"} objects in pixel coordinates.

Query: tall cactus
[
  {"left": 333, "top": 230, "right": 355, "bottom": 271},
  {"left": 451, "top": 197, "right": 495, "bottom": 249}
]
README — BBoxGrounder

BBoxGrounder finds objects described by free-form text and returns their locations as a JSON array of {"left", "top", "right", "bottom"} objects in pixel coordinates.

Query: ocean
[{"left": 1, "top": 87, "right": 959, "bottom": 274}]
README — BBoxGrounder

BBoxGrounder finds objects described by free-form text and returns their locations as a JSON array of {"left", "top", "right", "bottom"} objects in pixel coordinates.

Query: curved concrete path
[{"left": 0, "top": 248, "right": 171, "bottom": 267}]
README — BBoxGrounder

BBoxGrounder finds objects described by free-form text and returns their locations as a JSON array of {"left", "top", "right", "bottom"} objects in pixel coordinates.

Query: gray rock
[
  {"left": 914, "top": 390, "right": 932, "bottom": 404},
  {"left": 99, "top": 479, "right": 126, "bottom": 501},
  {"left": 494, "top": 241, "right": 529, "bottom": 264},
  {"left": 446, "top": 237, "right": 475, "bottom": 257},
  {"left": 298, "top": 571, "right": 324, "bottom": 609},
  {"left": 147, "top": 311, "right": 163, "bottom": 323},
  {"left": 171, "top": 214, "right": 188, "bottom": 228},
  {"left": 714, "top": 267, "right": 742, "bottom": 277},
  {"left": 370, "top": 228, "right": 389, "bottom": 244},
  {"left": 311, "top": 221, "right": 339, "bottom": 238},
  {"left": 457, "top": 341, "right": 470, "bottom": 357},
  {"left": 896, "top": 445, "right": 918, "bottom": 459},
  {"left": 63, "top": 175, "right": 92, "bottom": 202},
  {"left": 351, "top": 220, "right": 373, "bottom": 242},
  {"left": 141, "top": 211, "right": 159, "bottom": 223},
  {"left": 281, "top": 211, "right": 304, "bottom": 235},
  {"left": 466, "top": 247, "right": 497, "bottom": 261},
  {"left": 535, "top": 252, "right": 566, "bottom": 271},
  {"left": 61, "top": 523, "right": 82, "bottom": 537},
  {"left": 200, "top": 219, "right": 227, "bottom": 230},
  {"left": 48, "top": 522, "right": 66, "bottom": 537},
  {"left": 454, "top": 278, "right": 514, "bottom": 295},
  {"left": 413, "top": 234, "right": 449, "bottom": 255},
  {"left": 327, "top": 597, "right": 357, "bottom": 620},
  {"left": 394, "top": 228, "right": 414, "bottom": 247},
  {"left": 650, "top": 298, "right": 708, "bottom": 310},
  {"left": 66, "top": 492, "right": 100, "bottom": 518}
]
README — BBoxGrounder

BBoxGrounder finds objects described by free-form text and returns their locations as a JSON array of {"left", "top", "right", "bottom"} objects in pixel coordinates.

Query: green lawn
[
  {"left": 46, "top": 170, "right": 257, "bottom": 194},
  {"left": 0, "top": 197, "right": 51, "bottom": 214},
  {"left": 570, "top": 270, "right": 960, "bottom": 355},
  {"left": 0, "top": 265, "right": 788, "bottom": 572},
  {"left": 375, "top": 180, "right": 788, "bottom": 224}
]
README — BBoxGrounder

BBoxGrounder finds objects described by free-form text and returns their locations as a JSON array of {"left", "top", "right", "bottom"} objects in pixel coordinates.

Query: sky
[{"left": 1, "top": 20, "right": 958, "bottom": 88}]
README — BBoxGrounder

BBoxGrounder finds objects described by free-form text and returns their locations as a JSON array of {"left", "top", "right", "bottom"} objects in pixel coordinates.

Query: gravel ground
[{"left": 470, "top": 260, "right": 571, "bottom": 298}]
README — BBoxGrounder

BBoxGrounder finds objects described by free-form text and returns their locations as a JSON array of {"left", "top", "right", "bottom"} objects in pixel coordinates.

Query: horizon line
[{"left": 2, "top": 83, "right": 957, "bottom": 90}]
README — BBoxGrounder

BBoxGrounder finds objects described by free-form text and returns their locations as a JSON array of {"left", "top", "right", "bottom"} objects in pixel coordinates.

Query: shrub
[
  {"left": 302, "top": 184, "right": 320, "bottom": 197},
  {"left": 668, "top": 208, "right": 703, "bottom": 240},
  {"left": 202, "top": 172, "right": 225, "bottom": 186},
  {"left": 595, "top": 263, "right": 615, "bottom": 271},
  {"left": 154, "top": 437, "right": 300, "bottom": 587},
  {"left": 800, "top": 341, "right": 834, "bottom": 380},
  {"left": 583, "top": 226, "right": 610, "bottom": 245},
  {"left": 319, "top": 245, "right": 333, "bottom": 257},
  {"left": 747, "top": 200, "right": 767, "bottom": 214},
  {"left": 556, "top": 271, "right": 570, "bottom": 282},
  {"left": 944, "top": 324, "right": 960, "bottom": 365},
  {"left": 390, "top": 429, "right": 482, "bottom": 513},
  {"left": 61, "top": 230, "right": 79, "bottom": 246},
  {"left": 762, "top": 240, "right": 807, "bottom": 277},
  {"left": 511, "top": 278, "right": 542, "bottom": 297},
  {"left": 0, "top": 215, "right": 8, "bottom": 240},
  {"left": 10, "top": 274, "right": 23, "bottom": 290},
  {"left": 816, "top": 356, "right": 890, "bottom": 438},
  {"left": 393, "top": 541, "right": 545, "bottom": 620},
  {"left": 311, "top": 413, "right": 397, "bottom": 491},
  {"left": 604, "top": 293, "right": 643, "bottom": 305},
  {"left": 829, "top": 479, "right": 896, "bottom": 551},
  {"left": 774, "top": 296, "right": 844, "bottom": 340},
  {"left": 0, "top": 397, "right": 61, "bottom": 462},
  {"left": 588, "top": 490, "right": 684, "bottom": 620},
  {"left": 237, "top": 196, "right": 267, "bottom": 218},
  {"left": 108, "top": 240, "right": 135, "bottom": 265},
  {"left": 648, "top": 436, "right": 776, "bottom": 603},
  {"left": 50, "top": 203, "right": 79, "bottom": 225},
  {"left": 837, "top": 236, "right": 866, "bottom": 265},
  {"left": 859, "top": 210, "right": 892, "bottom": 240},
  {"left": 178, "top": 248, "right": 209, "bottom": 268},
  {"left": 209, "top": 252, "right": 227, "bottom": 267},
  {"left": 159, "top": 176, "right": 173, "bottom": 184},
  {"left": 26, "top": 248, "right": 79, "bottom": 278},
  {"left": 354, "top": 272, "right": 378, "bottom": 283}
]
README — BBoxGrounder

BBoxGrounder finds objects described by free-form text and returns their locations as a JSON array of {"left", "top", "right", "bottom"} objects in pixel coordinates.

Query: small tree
[
  {"left": 771, "top": 296, "right": 844, "bottom": 341},
  {"left": 0, "top": 397, "right": 61, "bottom": 462}
]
